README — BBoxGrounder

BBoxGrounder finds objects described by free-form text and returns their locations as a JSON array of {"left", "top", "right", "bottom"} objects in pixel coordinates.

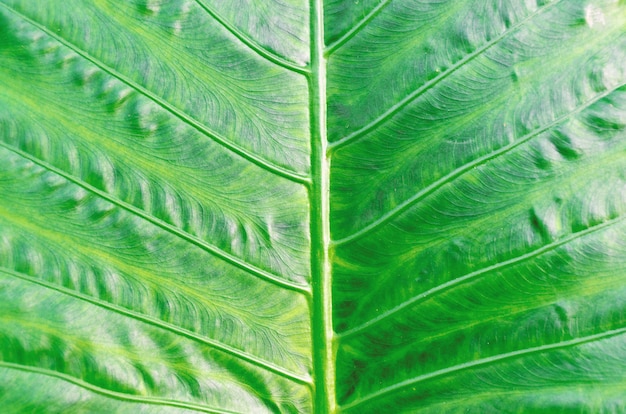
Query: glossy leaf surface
[{"left": 1, "top": 0, "right": 625, "bottom": 412}]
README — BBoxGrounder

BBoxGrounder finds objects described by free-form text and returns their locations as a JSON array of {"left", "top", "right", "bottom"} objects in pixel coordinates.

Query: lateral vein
[
  {"left": 340, "top": 327, "right": 626, "bottom": 411},
  {"left": 192, "top": 0, "right": 310, "bottom": 75},
  {"left": 0, "top": 361, "right": 244, "bottom": 414},
  {"left": 0, "top": 267, "right": 311, "bottom": 386},
  {"left": 333, "top": 83, "right": 621, "bottom": 246},
  {"left": 338, "top": 214, "right": 626, "bottom": 339},
  {"left": 0, "top": 141, "right": 311, "bottom": 295},
  {"left": 329, "top": 0, "right": 562, "bottom": 151},
  {"left": 324, "top": 0, "right": 393, "bottom": 56},
  {"left": 0, "top": 3, "right": 310, "bottom": 186}
]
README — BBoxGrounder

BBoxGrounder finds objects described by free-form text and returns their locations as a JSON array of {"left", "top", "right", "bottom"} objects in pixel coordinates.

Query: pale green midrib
[
  {"left": 0, "top": 267, "right": 311, "bottom": 386},
  {"left": 324, "top": 0, "right": 393, "bottom": 56},
  {"left": 332, "top": 82, "right": 622, "bottom": 246},
  {"left": 0, "top": 3, "right": 310, "bottom": 186},
  {"left": 0, "top": 141, "right": 310, "bottom": 295},
  {"left": 327, "top": 0, "right": 562, "bottom": 152},
  {"left": 0, "top": 361, "right": 241, "bottom": 414},
  {"left": 193, "top": 0, "right": 310, "bottom": 75},
  {"left": 310, "top": 0, "right": 336, "bottom": 413},
  {"left": 339, "top": 327, "right": 626, "bottom": 411},
  {"left": 337, "top": 213, "right": 626, "bottom": 339}
]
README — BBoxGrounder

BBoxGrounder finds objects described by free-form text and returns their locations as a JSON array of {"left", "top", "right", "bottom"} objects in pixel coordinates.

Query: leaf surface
[{"left": 1, "top": 0, "right": 625, "bottom": 412}]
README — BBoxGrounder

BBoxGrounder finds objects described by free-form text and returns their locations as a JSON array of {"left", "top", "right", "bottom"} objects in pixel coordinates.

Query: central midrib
[{"left": 309, "top": 0, "right": 336, "bottom": 413}]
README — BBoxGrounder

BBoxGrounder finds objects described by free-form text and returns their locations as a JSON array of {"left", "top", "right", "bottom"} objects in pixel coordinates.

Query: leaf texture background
[{"left": 0, "top": 0, "right": 625, "bottom": 413}]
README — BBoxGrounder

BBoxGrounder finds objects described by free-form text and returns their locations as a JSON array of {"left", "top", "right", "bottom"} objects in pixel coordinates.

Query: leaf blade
[
  {"left": 1, "top": 0, "right": 626, "bottom": 412},
  {"left": 330, "top": 0, "right": 626, "bottom": 411}
]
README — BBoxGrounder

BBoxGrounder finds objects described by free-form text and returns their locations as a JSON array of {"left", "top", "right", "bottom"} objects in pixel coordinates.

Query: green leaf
[{"left": 1, "top": 0, "right": 625, "bottom": 412}]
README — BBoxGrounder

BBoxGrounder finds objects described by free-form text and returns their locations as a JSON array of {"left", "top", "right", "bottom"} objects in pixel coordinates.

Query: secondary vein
[
  {"left": 0, "top": 3, "right": 310, "bottom": 186},
  {"left": 324, "top": 0, "right": 393, "bottom": 56},
  {"left": 333, "top": 83, "right": 621, "bottom": 246},
  {"left": 0, "top": 141, "right": 311, "bottom": 295},
  {"left": 0, "top": 267, "right": 311, "bottom": 386},
  {"left": 328, "top": 0, "right": 562, "bottom": 152},
  {"left": 337, "top": 214, "right": 625, "bottom": 339},
  {"left": 193, "top": 0, "right": 310, "bottom": 75},
  {"left": 0, "top": 361, "right": 244, "bottom": 414},
  {"left": 340, "top": 327, "right": 626, "bottom": 411}
]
